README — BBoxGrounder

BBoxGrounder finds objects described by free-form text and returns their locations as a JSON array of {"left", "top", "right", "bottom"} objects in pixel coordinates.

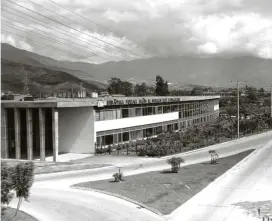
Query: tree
[
  {"left": 155, "top": 75, "right": 169, "bottom": 96},
  {"left": 167, "top": 157, "right": 185, "bottom": 173},
  {"left": 134, "top": 83, "right": 148, "bottom": 96},
  {"left": 246, "top": 87, "right": 258, "bottom": 101},
  {"left": 107, "top": 78, "right": 133, "bottom": 96},
  {"left": 12, "top": 162, "right": 34, "bottom": 217},
  {"left": 1, "top": 162, "right": 14, "bottom": 215}
]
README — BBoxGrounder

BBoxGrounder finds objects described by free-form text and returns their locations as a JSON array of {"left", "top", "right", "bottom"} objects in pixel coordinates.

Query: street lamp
[{"left": 231, "top": 81, "right": 246, "bottom": 138}]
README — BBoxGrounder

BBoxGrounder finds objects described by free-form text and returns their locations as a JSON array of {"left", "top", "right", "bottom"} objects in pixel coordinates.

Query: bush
[
  {"left": 167, "top": 157, "right": 185, "bottom": 173},
  {"left": 112, "top": 172, "right": 123, "bottom": 182},
  {"left": 1, "top": 162, "right": 14, "bottom": 216}
]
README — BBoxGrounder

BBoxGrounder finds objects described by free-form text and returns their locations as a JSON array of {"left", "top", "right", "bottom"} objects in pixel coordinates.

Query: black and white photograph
[{"left": 1, "top": 0, "right": 272, "bottom": 220}]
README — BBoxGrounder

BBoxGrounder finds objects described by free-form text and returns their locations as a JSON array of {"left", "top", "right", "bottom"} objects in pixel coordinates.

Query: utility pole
[
  {"left": 231, "top": 81, "right": 245, "bottom": 138},
  {"left": 237, "top": 81, "right": 240, "bottom": 138}
]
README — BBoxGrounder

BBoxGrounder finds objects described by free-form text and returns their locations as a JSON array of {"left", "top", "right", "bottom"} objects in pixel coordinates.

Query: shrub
[
  {"left": 1, "top": 162, "right": 14, "bottom": 216},
  {"left": 112, "top": 172, "right": 123, "bottom": 182},
  {"left": 167, "top": 157, "right": 185, "bottom": 173}
]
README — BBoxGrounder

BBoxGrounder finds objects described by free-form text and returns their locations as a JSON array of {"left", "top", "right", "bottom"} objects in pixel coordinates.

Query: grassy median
[
  {"left": 2, "top": 208, "right": 37, "bottom": 221},
  {"left": 75, "top": 149, "right": 254, "bottom": 215}
]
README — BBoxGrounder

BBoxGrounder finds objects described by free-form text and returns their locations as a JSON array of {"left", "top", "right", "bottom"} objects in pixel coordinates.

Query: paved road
[
  {"left": 167, "top": 139, "right": 272, "bottom": 221},
  {"left": 9, "top": 131, "right": 272, "bottom": 221}
]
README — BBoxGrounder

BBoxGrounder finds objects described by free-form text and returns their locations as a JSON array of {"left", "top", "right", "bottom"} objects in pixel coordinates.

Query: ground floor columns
[
  {"left": 52, "top": 108, "right": 59, "bottom": 162},
  {"left": 14, "top": 108, "right": 21, "bottom": 159},
  {"left": 1, "top": 108, "right": 8, "bottom": 159},
  {"left": 39, "top": 108, "right": 46, "bottom": 161},
  {"left": 26, "top": 108, "right": 33, "bottom": 160}
]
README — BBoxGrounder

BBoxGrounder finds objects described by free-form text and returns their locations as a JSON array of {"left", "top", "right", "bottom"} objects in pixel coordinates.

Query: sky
[{"left": 1, "top": 0, "right": 272, "bottom": 63}]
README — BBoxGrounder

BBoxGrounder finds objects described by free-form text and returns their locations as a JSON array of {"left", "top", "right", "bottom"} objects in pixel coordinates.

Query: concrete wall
[
  {"left": 95, "top": 112, "right": 179, "bottom": 132},
  {"left": 59, "top": 107, "right": 95, "bottom": 154}
]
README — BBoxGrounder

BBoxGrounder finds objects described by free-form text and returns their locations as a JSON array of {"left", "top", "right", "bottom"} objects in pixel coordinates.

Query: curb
[{"left": 71, "top": 186, "right": 163, "bottom": 217}]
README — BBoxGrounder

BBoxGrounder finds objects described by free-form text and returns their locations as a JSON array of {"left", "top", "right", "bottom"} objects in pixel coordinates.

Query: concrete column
[
  {"left": 39, "top": 108, "right": 45, "bottom": 161},
  {"left": 26, "top": 108, "right": 33, "bottom": 160},
  {"left": 52, "top": 108, "right": 59, "bottom": 162},
  {"left": 14, "top": 108, "right": 21, "bottom": 159},
  {"left": 1, "top": 107, "right": 8, "bottom": 159}
]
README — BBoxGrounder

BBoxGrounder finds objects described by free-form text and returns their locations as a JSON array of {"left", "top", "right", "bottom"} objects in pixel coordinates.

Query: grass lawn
[
  {"left": 75, "top": 149, "right": 254, "bottom": 215},
  {"left": 2, "top": 160, "right": 112, "bottom": 175},
  {"left": 1, "top": 208, "right": 37, "bottom": 221}
]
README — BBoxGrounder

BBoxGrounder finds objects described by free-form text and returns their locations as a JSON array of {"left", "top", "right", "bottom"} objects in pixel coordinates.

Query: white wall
[
  {"left": 59, "top": 107, "right": 95, "bottom": 154},
  {"left": 214, "top": 104, "right": 219, "bottom": 111},
  {"left": 95, "top": 112, "right": 179, "bottom": 132}
]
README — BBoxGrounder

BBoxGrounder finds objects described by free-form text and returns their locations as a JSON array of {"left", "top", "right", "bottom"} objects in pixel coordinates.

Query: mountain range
[{"left": 1, "top": 43, "right": 272, "bottom": 94}]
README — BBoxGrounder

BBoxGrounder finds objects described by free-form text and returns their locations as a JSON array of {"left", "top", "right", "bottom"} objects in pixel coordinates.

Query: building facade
[{"left": 1, "top": 96, "right": 219, "bottom": 162}]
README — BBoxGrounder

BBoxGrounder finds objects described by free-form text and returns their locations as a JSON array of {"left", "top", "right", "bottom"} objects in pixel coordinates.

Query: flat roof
[{"left": 1, "top": 96, "right": 220, "bottom": 108}]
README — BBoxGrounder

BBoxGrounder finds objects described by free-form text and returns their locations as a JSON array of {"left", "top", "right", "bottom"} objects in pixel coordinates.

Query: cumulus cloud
[{"left": 1, "top": 0, "right": 272, "bottom": 63}]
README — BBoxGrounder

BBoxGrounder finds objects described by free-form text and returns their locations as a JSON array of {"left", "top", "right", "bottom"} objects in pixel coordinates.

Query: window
[
  {"left": 122, "top": 132, "right": 129, "bottom": 141},
  {"left": 172, "top": 105, "right": 178, "bottom": 112},
  {"left": 99, "top": 111, "right": 104, "bottom": 121},
  {"left": 155, "top": 126, "right": 163, "bottom": 135},
  {"left": 104, "top": 135, "right": 113, "bottom": 145},
  {"left": 122, "top": 109, "right": 129, "bottom": 118},
  {"left": 135, "top": 108, "right": 142, "bottom": 116},
  {"left": 95, "top": 112, "right": 100, "bottom": 121},
  {"left": 158, "top": 106, "right": 163, "bottom": 114},
  {"left": 117, "top": 109, "right": 121, "bottom": 119},
  {"left": 128, "top": 108, "right": 134, "bottom": 117},
  {"left": 142, "top": 107, "right": 148, "bottom": 116},
  {"left": 113, "top": 134, "right": 118, "bottom": 144},
  {"left": 163, "top": 105, "right": 171, "bottom": 113},
  {"left": 144, "top": 128, "right": 153, "bottom": 137},
  {"left": 118, "top": 133, "right": 122, "bottom": 142},
  {"left": 174, "top": 123, "right": 179, "bottom": 130},
  {"left": 147, "top": 106, "right": 153, "bottom": 115}
]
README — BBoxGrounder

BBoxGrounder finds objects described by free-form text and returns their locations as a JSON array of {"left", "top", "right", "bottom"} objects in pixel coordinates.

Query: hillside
[
  {"left": 1, "top": 59, "right": 104, "bottom": 94},
  {"left": 2, "top": 43, "right": 272, "bottom": 89}
]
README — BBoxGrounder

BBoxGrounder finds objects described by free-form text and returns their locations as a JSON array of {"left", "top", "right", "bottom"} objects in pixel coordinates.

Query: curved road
[{"left": 9, "top": 131, "right": 272, "bottom": 221}]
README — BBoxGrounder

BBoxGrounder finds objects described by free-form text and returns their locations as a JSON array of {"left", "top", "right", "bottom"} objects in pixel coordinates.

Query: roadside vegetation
[
  {"left": 1, "top": 161, "right": 35, "bottom": 220},
  {"left": 75, "top": 149, "right": 254, "bottom": 215}
]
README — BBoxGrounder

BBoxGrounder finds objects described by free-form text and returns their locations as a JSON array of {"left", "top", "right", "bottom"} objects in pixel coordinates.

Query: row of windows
[
  {"left": 95, "top": 111, "right": 219, "bottom": 147},
  {"left": 95, "top": 100, "right": 219, "bottom": 121}
]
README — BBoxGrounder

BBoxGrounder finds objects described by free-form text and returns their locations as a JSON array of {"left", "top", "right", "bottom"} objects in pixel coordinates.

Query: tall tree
[
  {"left": 134, "top": 83, "right": 148, "bottom": 96},
  {"left": 155, "top": 75, "right": 168, "bottom": 96}
]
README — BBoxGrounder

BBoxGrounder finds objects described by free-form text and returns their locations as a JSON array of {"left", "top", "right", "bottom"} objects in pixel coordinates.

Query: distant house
[{"left": 99, "top": 91, "right": 109, "bottom": 97}]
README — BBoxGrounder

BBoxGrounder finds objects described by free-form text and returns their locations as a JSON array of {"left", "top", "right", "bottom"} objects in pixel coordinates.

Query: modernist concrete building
[{"left": 1, "top": 96, "right": 220, "bottom": 162}]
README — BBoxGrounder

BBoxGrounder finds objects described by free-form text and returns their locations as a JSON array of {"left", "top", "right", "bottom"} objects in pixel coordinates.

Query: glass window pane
[
  {"left": 122, "top": 132, "right": 129, "bottom": 141},
  {"left": 122, "top": 109, "right": 129, "bottom": 118}
]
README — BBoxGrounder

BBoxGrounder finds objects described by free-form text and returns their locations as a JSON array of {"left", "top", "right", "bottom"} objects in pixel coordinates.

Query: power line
[
  {"left": 2, "top": 17, "right": 115, "bottom": 60},
  {"left": 5, "top": 0, "right": 141, "bottom": 58},
  {"left": 2, "top": 29, "right": 90, "bottom": 59},
  {"left": 46, "top": 0, "right": 139, "bottom": 48},
  {"left": 2, "top": 6, "right": 123, "bottom": 59}
]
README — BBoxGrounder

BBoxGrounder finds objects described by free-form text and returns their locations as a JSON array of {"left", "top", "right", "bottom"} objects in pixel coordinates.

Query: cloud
[
  {"left": 1, "top": 0, "right": 272, "bottom": 63},
  {"left": 198, "top": 42, "right": 217, "bottom": 54}
]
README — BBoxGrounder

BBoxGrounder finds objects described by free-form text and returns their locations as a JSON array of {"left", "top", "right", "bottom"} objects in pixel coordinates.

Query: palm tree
[{"left": 167, "top": 157, "right": 185, "bottom": 173}]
